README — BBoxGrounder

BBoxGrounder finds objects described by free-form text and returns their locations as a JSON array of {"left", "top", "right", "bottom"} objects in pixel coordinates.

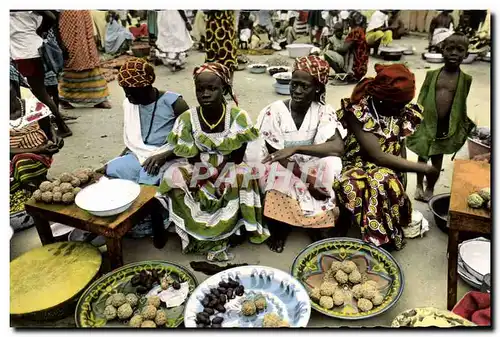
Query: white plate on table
[
  {"left": 75, "top": 178, "right": 141, "bottom": 217},
  {"left": 459, "top": 238, "right": 490, "bottom": 281}
]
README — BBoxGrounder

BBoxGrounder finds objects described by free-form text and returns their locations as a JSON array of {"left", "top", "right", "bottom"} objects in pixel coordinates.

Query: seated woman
[
  {"left": 156, "top": 63, "right": 269, "bottom": 261},
  {"left": 366, "top": 10, "right": 392, "bottom": 54},
  {"left": 334, "top": 64, "right": 439, "bottom": 250},
  {"left": 10, "top": 81, "right": 63, "bottom": 230},
  {"left": 105, "top": 11, "right": 134, "bottom": 55},
  {"left": 326, "top": 11, "right": 369, "bottom": 84},
  {"left": 388, "top": 11, "right": 408, "bottom": 40},
  {"left": 103, "top": 58, "right": 189, "bottom": 186},
  {"left": 324, "top": 23, "right": 346, "bottom": 74},
  {"left": 248, "top": 55, "right": 346, "bottom": 253}
]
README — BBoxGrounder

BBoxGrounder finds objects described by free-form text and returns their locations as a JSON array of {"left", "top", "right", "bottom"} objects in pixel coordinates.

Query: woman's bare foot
[
  {"left": 94, "top": 101, "right": 112, "bottom": 109},
  {"left": 61, "top": 114, "right": 78, "bottom": 121},
  {"left": 60, "top": 101, "right": 75, "bottom": 109},
  {"left": 57, "top": 128, "right": 73, "bottom": 138},
  {"left": 414, "top": 185, "right": 425, "bottom": 201},
  {"left": 423, "top": 188, "right": 434, "bottom": 202},
  {"left": 266, "top": 235, "right": 287, "bottom": 253}
]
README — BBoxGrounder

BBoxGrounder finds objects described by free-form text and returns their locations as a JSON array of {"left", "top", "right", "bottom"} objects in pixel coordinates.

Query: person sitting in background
[
  {"left": 284, "top": 16, "right": 297, "bottom": 45},
  {"left": 238, "top": 11, "right": 253, "bottom": 49},
  {"left": 102, "top": 58, "right": 189, "bottom": 185},
  {"left": 248, "top": 55, "right": 346, "bottom": 253},
  {"left": 105, "top": 11, "right": 134, "bottom": 55},
  {"left": 270, "top": 21, "right": 287, "bottom": 50},
  {"left": 428, "top": 10, "right": 455, "bottom": 53},
  {"left": 366, "top": 10, "right": 392, "bottom": 54},
  {"left": 327, "top": 11, "right": 369, "bottom": 84},
  {"left": 334, "top": 63, "right": 439, "bottom": 251},
  {"left": 10, "top": 81, "right": 64, "bottom": 228},
  {"left": 320, "top": 10, "right": 340, "bottom": 48},
  {"left": 388, "top": 10, "right": 408, "bottom": 40},
  {"left": 323, "top": 22, "right": 346, "bottom": 73}
]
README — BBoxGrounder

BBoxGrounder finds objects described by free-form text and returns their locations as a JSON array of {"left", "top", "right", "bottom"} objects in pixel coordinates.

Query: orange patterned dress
[{"left": 334, "top": 96, "right": 423, "bottom": 250}]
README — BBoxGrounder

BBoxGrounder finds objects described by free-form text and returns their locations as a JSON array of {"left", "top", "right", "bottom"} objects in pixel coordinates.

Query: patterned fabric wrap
[
  {"left": 334, "top": 96, "right": 423, "bottom": 250},
  {"left": 193, "top": 63, "right": 238, "bottom": 105},
  {"left": 351, "top": 63, "right": 416, "bottom": 104},
  {"left": 59, "top": 10, "right": 101, "bottom": 71},
  {"left": 156, "top": 106, "right": 267, "bottom": 261},
  {"left": 205, "top": 11, "right": 238, "bottom": 72},
  {"left": 344, "top": 26, "right": 369, "bottom": 80},
  {"left": 118, "top": 58, "right": 156, "bottom": 88},
  {"left": 293, "top": 55, "right": 330, "bottom": 86}
]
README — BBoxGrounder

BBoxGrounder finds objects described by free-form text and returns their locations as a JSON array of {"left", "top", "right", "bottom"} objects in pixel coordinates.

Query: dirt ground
[{"left": 11, "top": 35, "right": 491, "bottom": 327}]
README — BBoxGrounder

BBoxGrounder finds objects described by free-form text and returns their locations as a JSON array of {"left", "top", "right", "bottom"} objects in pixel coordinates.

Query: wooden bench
[
  {"left": 447, "top": 159, "right": 491, "bottom": 310},
  {"left": 24, "top": 185, "right": 167, "bottom": 270}
]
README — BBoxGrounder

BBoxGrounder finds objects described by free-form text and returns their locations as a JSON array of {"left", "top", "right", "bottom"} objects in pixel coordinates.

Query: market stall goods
[
  {"left": 291, "top": 238, "right": 404, "bottom": 320},
  {"left": 32, "top": 169, "right": 95, "bottom": 205},
  {"left": 184, "top": 266, "right": 311, "bottom": 328},
  {"left": 391, "top": 307, "right": 476, "bottom": 327},
  {"left": 10, "top": 242, "right": 102, "bottom": 321},
  {"left": 467, "top": 187, "right": 490, "bottom": 210},
  {"left": 75, "top": 261, "right": 197, "bottom": 328}
]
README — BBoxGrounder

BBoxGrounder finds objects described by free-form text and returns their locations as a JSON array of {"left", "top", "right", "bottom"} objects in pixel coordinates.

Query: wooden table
[
  {"left": 24, "top": 185, "right": 167, "bottom": 270},
  {"left": 447, "top": 159, "right": 491, "bottom": 310}
]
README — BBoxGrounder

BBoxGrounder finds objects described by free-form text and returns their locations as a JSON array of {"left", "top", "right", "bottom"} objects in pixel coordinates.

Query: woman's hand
[
  {"left": 424, "top": 165, "right": 440, "bottom": 187},
  {"left": 52, "top": 135, "right": 64, "bottom": 149},
  {"left": 39, "top": 143, "right": 60, "bottom": 155},
  {"left": 142, "top": 152, "right": 169, "bottom": 176},
  {"left": 262, "top": 147, "right": 296, "bottom": 164}
]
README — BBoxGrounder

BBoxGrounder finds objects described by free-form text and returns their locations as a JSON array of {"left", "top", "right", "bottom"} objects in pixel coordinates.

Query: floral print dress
[{"left": 334, "top": 96, "right": 423, "bottom": 249}]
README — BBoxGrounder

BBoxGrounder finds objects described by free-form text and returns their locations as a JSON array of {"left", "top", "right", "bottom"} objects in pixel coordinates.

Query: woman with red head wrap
[
  {"left": 333, "top": 63, "right": 439, "bottom": 250},
  {"left": 247, "top": 55, "right": 347, "bottom": 253}
]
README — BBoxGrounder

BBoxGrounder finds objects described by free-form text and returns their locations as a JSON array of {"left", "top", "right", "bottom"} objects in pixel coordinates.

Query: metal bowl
[
  {"left": 286, "top": 44, "right": 314, "bottom": 58},
  {"left": 267, "top": 66, "right": 291, "bottom": 76},
  {"left": 274, "top": 83, "right": 290, "bottom": 95},
  {"left": 424, "top": 52, "right": 444, "bottom": 63},
  {"left": 428, "top": 193, "right": 450, "bottom": 233},
  {"left": 248, "top": 64, "right": 269, "bottom": 74}
]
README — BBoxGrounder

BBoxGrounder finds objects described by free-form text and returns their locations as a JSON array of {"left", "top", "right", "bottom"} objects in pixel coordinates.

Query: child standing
[{"left": 407, "top": 33, "right": 475, "bottom": 202}]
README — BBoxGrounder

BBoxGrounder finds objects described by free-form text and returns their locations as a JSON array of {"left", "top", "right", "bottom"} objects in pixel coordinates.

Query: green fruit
[
  {"left": 467, "top": 193, "right": 484, "bottom": 208},
  {"left": 478, "top": 187, "right": 490, "bottom": 202}
]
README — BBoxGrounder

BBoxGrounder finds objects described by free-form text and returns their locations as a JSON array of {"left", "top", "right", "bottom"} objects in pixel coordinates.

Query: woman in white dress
[
  {"left": 156, "top": 10, "right": 193, "bottom": 72},
  {"left": 246, "top": 55, "right": 346, "bottom": 253}
]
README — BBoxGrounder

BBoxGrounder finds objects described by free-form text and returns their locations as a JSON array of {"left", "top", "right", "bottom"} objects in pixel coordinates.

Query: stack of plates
[{"left": 458, "top": 238, "right": 490, "bottom": 289}]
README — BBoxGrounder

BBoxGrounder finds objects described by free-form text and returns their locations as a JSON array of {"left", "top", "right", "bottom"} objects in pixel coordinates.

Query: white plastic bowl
[
  {"left": 424, "top": 52, "right": 444, "bottom": 63},
  {"left": 274, "top": 83, "right": 290, "bottom": 95},
  {"left": 286, "top": 43, "right": 314, "bottom": 58},
  {"left": 248, "top": 63, "right": 268, "bottom": 74},
  {"left": 75, "top": 178, "right": 141, "bottom": 217}
]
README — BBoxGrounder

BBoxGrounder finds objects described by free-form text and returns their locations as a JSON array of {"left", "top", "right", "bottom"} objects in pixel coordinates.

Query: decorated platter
[
  {"left": 184, "top": 265, "right": 311, "bottom": 328},
  {"left": 291, "top": 238, "right": 404, "bottom": 320},
  {"left": 75, "top": 261, "right": 198, "bottom": 328},
  {"left": 391, "top": 307, "right": 476, "bottom": 327}
]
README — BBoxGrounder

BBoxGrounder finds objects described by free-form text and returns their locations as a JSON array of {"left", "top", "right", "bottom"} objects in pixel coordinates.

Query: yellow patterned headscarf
[{"left": 118, "top": 58, "right": 156, "bottom": 88}]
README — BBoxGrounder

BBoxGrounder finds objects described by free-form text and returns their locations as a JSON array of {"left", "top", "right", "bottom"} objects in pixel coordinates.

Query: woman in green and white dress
[{"left": 157, "top": 63, "right": 269, "bottom": 261}]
